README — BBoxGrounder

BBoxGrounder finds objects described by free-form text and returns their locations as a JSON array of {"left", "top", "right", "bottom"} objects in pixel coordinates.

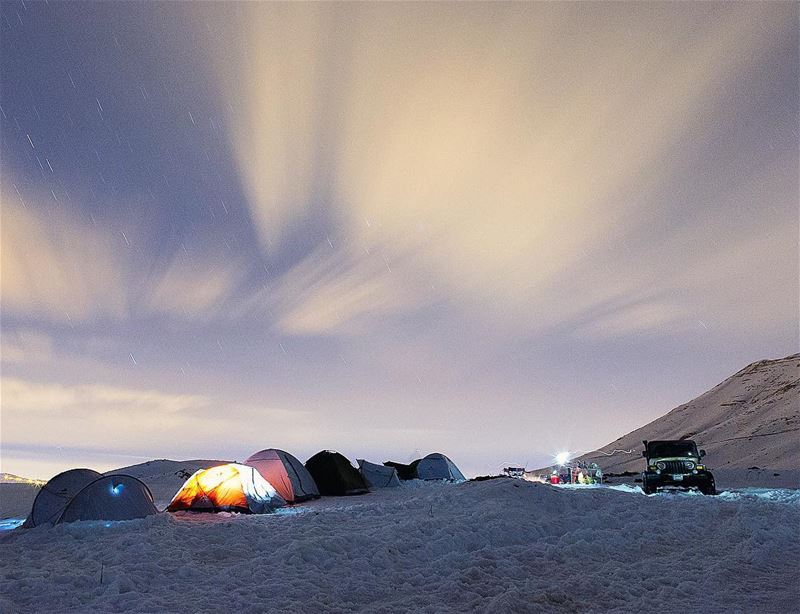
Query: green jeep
[{"left": 641, "top": 439, "right": 716, "bottom": 495}]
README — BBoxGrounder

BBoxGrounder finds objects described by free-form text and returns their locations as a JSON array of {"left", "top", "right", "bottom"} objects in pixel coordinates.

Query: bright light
[{"left": 555, "top": 451, "right": 570, "bottom": 465}]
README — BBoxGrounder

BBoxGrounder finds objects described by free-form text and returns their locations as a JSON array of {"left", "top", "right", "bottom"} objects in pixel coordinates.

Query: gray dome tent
[
  {"left": 416, "top": 453, "right": 466, "bottom": 481},
  {"left": 24, "top": 469, "right": 157, "bottom": 526},
  {"left": 59, "top": 475, "right": 158, "bottom": 523},
  {"left": 244, "top": 448, "right": 320, "bottom": 503},
  {"left": 23, "top": 468, "right": 102, "bottom": 527},
  {"left": 358, "top": 459, "right": 401, "bottom": 488}
]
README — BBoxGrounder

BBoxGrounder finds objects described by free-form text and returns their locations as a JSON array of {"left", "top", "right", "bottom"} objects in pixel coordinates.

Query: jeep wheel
[
  {"left": 642, "top": 474, "right": 656, "bottom": 495},
  {"left": 699, "top": 475, "right": 717, "bottom": 496}
]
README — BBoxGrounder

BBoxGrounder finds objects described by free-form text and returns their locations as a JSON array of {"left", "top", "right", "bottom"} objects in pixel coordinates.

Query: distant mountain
[
  {"left": 0, "top": 473, "right": 45, "bottom": 485},
  {"left": 579, "top": 354, "right": 799, "bottom": 474}
]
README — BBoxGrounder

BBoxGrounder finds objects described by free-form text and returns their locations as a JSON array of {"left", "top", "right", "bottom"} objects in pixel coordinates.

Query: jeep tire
[{"left": 699, "top": 474, "right": 717, "bottom": 496}]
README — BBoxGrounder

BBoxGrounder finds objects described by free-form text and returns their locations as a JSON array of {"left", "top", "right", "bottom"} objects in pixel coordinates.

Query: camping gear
[
  {"left": 24, "top": 468, "right": 102, "bottom": 527},
  {"left": 167, "top": 463, "right": 285, "bottom": 513},
  {"left": 550, "top": 460, "right": 603, "bottom": 485},
  {"left": 58, "top": 475, "right": 158, "bottom": 523},
  {"left": 383, "top": 459, "right": 421, "bottom": 480},
  {"left": 416, "top": 453, "right": 466, "bottom": 481},
  {"left": 24, "top": 468, "right": 157, "bottom": 526},
  {"left": 305, "top": 451, "right": 369, "bottom": 496},
  {"left": 244, "top": 448, "right": 320, "bottom": 503},
  {"left": 357, "top": 459, "right": 401, "bottom": 488}
]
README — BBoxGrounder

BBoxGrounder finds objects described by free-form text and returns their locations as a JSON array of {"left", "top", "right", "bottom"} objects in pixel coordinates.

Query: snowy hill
[
  {"left": 107, "top": 459, "right": 230, "bottom": 508},
  {"left": 580, "top": 354, "right": 799, "bottom": 481},
  {"left": 0, "top": 473, "right": 44, "bottom": 485}
]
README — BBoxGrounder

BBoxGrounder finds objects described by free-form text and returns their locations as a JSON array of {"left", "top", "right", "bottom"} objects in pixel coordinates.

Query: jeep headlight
[
  {"left": 685, "top": 461, "right": 695, "bottom": 470},
  {"left": 656, "top": 462, "right": 666, "bottom": 470}
]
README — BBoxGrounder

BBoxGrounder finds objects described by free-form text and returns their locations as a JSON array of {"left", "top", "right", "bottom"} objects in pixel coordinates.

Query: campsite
[
  {"left": 2, "top": 355, "right": 800, "bottom": 611},
  {"left": 1, "top": 463, "right": 798, "bottom": 613},
  {"left": 2, "top": 0, "right": 798, "bottom": 612}
]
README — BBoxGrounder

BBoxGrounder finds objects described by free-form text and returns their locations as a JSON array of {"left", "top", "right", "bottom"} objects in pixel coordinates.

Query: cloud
[
  {"left": 213, "top": 4, "right": 331, "bottom": 252},
  {"left": 1, "top": 194, "right": 245, "bottom": 325},
  {"left": 0, "top": 377, "right": 313, "bottom": 458},
  {"left": 207, "top": 3, "right": 795, "bottom": 339},
  {"left": 242, "top": 243, "right": 429, "bottom": 336},
  {"left": 579, "top": 300, "right": 690, "bottom": 340},
  {"left": 0, "top": 329, "right": 54, "bottom": 364},
  {"left": 143, "top": 252, "right": 245, "bottom": 321},
  {"left": 1, "top": 198, "right": 128, "bottom": 322}
]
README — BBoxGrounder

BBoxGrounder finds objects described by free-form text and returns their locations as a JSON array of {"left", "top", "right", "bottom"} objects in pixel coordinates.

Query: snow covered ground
[{"left": 2, "top": 479, "right": 798, "bottom": 613}]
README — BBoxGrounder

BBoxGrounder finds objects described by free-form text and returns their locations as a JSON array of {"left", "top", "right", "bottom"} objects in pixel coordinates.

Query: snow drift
[{"left": 1, "top": 479, "right": 797, "bottom": 613}]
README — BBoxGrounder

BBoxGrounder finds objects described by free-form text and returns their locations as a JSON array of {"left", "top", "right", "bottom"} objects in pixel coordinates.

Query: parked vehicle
[{"left": 641, "top": 439, "right": 716, "bottom": 495}]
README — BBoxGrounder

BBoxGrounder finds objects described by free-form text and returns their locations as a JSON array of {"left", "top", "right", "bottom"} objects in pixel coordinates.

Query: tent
[
  {"left": 167, "top": 464, "right": 285, "bottom": 514},
  {"left": 416, "top": 453, "right": 466, "bottom": 481},
  {"left": 24, "top": 468, "right": 102, "bottom": 527},
  {"left": 24, "top": 468, "right": 157, "bottom": 527},
  {"left": 358, "top": 460, "right": 401, "bottom": 488},
  {"left": 383, "top": 459, "right": 421, "bottom": 481},
  {"left": 305, "top": 451, "right": 369, "bottom": 496},
  {"left": 58, "top": 475, "right": 158, "bottom": 523},
  {"left": 244, "top": 448, "right": 320, "bottom": 503}
]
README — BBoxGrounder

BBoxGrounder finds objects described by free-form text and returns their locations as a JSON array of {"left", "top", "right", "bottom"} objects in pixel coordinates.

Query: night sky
[{"left": 2, "top": 2, "right": 797, "bottom": 479}]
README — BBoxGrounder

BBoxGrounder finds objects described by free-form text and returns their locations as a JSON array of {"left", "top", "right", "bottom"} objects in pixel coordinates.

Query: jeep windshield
[{"left": 647, "top": 441, "right": 699, "bottom": 458}]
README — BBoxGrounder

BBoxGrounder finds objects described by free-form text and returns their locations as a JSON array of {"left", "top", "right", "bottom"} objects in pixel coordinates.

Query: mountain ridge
[{"left": 576, "top": 353, "right": 799, "bottom": 475}]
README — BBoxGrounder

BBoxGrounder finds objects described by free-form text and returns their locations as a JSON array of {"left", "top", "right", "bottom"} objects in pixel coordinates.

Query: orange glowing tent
[{"left": 167, "top": 463, "right": 285, "bottom": 514}]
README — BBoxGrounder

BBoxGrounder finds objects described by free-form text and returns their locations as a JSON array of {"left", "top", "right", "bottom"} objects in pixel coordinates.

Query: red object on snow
[{"left": 549, "top": 474, "right": 561, "bottom": 484}]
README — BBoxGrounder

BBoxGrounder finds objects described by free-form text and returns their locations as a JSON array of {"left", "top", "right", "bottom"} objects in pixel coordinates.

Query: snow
[{"left": 2, "top": 479, "right": 798, "bottom": 613}]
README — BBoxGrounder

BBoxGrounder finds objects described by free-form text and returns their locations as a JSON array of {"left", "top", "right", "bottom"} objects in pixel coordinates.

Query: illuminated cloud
[
  {"left": 1, "top": 377, "right": 316, "bottom": 461},
  {"left": 1, "top": 198, "right": 127, "bottom": 322},
  {"left": 214, "top": 5, "right": 330, "bottom": 252},
  {"left": 0, "top": 329, "right": 54, "bottom": 364},
  {"left": 243, "top": 243, "right": 429, "bottom": 336},
  {"left": 210, "top": 3, "right": 795, "bottom": 338},
  {"left": 143, "top": 252, "right": 245, "bottom": 321}
]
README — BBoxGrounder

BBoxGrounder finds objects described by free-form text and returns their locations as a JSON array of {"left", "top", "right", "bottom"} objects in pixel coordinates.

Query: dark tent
[
  {"left": 244, "top": 448, "right": 320, "bottom": 503},
  {"left": 305, "top": 451, "right": 369, "bottom": 496},
  {"left": 59, "top": 475, "right": 158, "bottom": 523},
  {"left": 24, "top": 468, "right": 102, "bottom": 527},
  {"left": 24, "top": 469, "right": 157, "bottom": 526},
  {"left": 383, "top": 459, "right": 421, "bottom": 481}
]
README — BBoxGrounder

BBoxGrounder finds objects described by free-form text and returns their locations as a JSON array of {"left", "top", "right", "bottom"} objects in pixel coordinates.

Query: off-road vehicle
[{"left": 641, "top": 439, "right": 716, "bottom": 495}]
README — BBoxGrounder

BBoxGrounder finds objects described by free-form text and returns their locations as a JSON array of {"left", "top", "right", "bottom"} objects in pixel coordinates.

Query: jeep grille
[{"left": 662, "top": 460, "right": 689, "bottom": 473}]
